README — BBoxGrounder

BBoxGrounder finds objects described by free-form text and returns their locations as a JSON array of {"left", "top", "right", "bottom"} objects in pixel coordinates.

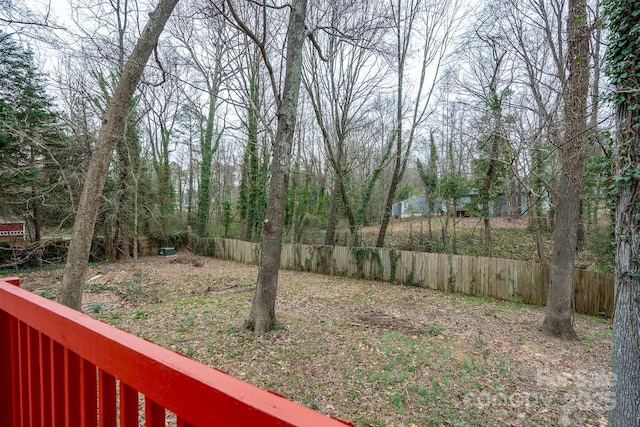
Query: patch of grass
[
  {"left": 496, "top": 355, "right": 511, "bottom": 376},
  {"left": 304, "top": 399, "right": 319, "bottom": 410},
  {"left": 580, "top": 313, "right": 609, "bottom": 324},
  {"left": 581, "top": 324, "right": 614, "bottom": 345},
  {"left": 112, "top": 272, "right": 152, "bottom": 303},
  {"left": 134, "top": 309, "right": 149, "bottom": 320},
  {"left": 36, "top": 290, "right": 56, "bottom": 300},
  {"left": 358, "top": 418, "right": 386, "bottom": 427},
  {"left": 85, "top": 282, "right": 108, "bottom": 293},
  {"left": 426, "top": 325, "right": 444, "bottom": 336},
  {"left": 389, "top": 392, "right": 405, "bottom": 411},
  {"left": 186, "top": 315, "right": 196, "bottom": 328},
  {"left": 463, "top": 295, "right": 494, "bottom": 304},
  {"left": 461, "top": 357, "right": 484, "bottom": 376}
]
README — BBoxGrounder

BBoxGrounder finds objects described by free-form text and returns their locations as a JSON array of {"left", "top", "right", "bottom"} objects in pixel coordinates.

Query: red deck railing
[{"left": 0, "top": 277, "right": 353, "bottom": 426}]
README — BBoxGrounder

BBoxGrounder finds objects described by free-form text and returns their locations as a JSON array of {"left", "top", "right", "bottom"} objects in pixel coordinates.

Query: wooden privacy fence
[
  {"left": 0, "top": 277, "right": 353, "bottom": 427},
  {"left": 191, "top": 238, "right": 615, "bottom": 317}
]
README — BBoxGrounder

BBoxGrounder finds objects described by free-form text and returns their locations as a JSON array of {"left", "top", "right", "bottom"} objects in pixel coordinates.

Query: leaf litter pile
[{"left": 21, "top": 253, "right": 612, "bottom": 426}]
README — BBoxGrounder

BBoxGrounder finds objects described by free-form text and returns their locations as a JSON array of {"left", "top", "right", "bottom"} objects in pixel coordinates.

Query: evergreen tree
[{"left": 0, "top": 31, "right": 61, "bottom": 240}]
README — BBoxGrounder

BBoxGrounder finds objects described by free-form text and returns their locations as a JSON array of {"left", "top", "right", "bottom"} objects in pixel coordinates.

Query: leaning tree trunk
[
  {"left": 541, "top": 0, "right": 588, "bottom": 339},
  {"left": 58, "top": 0, "right": 180, "bottom": 311},
  {"left": 247, "top": 0, "right": 308, "bottom": 335}
]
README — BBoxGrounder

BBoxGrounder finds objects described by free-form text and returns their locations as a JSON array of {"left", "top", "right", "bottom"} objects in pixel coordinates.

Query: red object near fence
[
  {"left": 0, "top": 277, "right": 353, "bottom": 426},
  {"left": 0, "top": 221, "right": 26, "bottom": 240}
]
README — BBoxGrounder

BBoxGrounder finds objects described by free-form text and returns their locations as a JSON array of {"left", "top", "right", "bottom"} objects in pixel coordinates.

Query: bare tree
[
  {"left": 59, "top": 0, "right": 179, "bottom": 311},
  {"left": 140, "top": 64, "right": 182, "bottom": 238},
  {"left": 170, "top": 3, "right": 231, "bottom": 236},
  {"left": 302, "top": 0, "right": 388, "bottom": 246},
  {"left": 376, "top": 0, "right": 461, "bottom": 248},
  {"left": 541, "top": 0, "right": 589, "bottom": 339},
  {"left": 225, "top": 0, "right": 309, "bottom": 335},
  {"left": 455, "top": 10, "right": 515, "bottom": 258}
]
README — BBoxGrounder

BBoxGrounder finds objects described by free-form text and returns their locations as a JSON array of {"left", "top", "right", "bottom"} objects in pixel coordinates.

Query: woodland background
[{"left": 0, "top": 0, "right": 612, "bottom": 270}]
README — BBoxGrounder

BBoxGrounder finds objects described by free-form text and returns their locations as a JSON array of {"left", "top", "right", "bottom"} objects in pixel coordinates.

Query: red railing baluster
[
  {"left": 65, "top": 349, "right": 82, "bottom": 426},
  {"left": 120, "top": 382, "right": 139, "bottom": 426},
  {"left": 81, "top": 358, "right": 98, "bottom": 427},
  {"left": 98, "top": 369, "right": 117, "bottom": 427},
  {"left": 51, "top": 340, "right": 65, "bottom": 426},
  {"left": 18, "top": 320, "right": 28, "bottom": 426},
  {"left": 176, "top": 416, "right": 196, "bottom": 427},
  {"left": 39, "top": 334, "right": 53, "bottom": 427},
  {"left": 145, "top": 397, "right": 166, "bottom": 426},
  {"left": 0, "top": 310, "right": 15, "bottom": 427},
  {"left": 27, "top": 326, "right": 41, "bottom": 426}
]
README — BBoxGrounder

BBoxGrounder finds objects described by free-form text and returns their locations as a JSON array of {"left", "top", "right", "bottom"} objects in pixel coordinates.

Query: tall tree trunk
[
  {"left": 58, "top": 0, "right": 179, "bottom": 311},
  {"left": 606, "top": 0, "right": 640, "bottom": 423},
  {"left": 483, "top": 216, "right": 492, "bottom": 258},
  {"left": 246, "top": 0, "right": 307, "bottom": 335},
  {"left": 375, "top": 65, "right": 404, "bottom": 249},
  {"left": 114, "top": 136, "right": 131, "bottom": 259},
  {"left": 324, "top": 180, "right": 339, "bottom": 245},
  {"left": 609, "top": 103, "right": 640, "bottom": 425},
  {"left": 132, "top": 172, "right": 139, "bottom": 265},
  {"left": 541, "top": 0, "right": 588, "bottom": 339},
  {"left": 187, "top": 134, "right": 194, "bottom": 224},
  {"left": 30, "top": 147, "right": 41, "bottom": 243},
  {"left": 196, "top": 93, "right": 218, "bottom": 236},
  {"left": 239, "top": 60, "right": 266, "bottom": 243}
]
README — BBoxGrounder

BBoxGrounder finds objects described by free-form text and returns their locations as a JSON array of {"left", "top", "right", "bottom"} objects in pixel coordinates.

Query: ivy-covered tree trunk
[
  {"left": 238, "top": 58, "right": 267, "bottom": 242},
  {"left": 605, "top": 0, "right": 640, "bottom": 424},
  {"left": 478, "top": 86, "right": 508, "bottom": 258},
  {"left": 416, "top": 134, "right": 438, "bottom": 239},
  {"left": 610, "top": 103, "right": 640, "bottom": 427},
  {"left": 352, "top": 137, "right": 393, "bottom": 247},
  {"left": 196, "top": 93, "right": 219, "bottom": 236},
  {"left": 247, "top": 0, "right": 307, "bottom": 335},
  {"left": 114, "top": 132, "right": 133, "bottom": 259},
  {"left": 324, "top": 180, "right": 339, "bottom": 245},
  {"left": 541, "top": 0, "right": 588, "bottom": 339},
  {"left": 58, "top": 0, "right": 179, "bottom": 310},
  {"left": 150, "top": 125, "right": 175, "bottom": 237}
]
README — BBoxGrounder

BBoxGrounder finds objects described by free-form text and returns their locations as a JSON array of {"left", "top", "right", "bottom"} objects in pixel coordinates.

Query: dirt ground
[{"left": 18, "top": 252, "right": 612, "bottom": 426}]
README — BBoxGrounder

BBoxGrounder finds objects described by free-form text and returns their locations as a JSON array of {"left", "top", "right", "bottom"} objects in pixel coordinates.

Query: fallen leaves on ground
[{"left": 19, "top": 253, "right": 612, "bottom": 426}]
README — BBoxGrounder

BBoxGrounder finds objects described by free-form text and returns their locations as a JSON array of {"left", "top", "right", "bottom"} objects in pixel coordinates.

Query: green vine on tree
[{"left": 603, "top": 0, "right": 640, "bottom": 142}]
